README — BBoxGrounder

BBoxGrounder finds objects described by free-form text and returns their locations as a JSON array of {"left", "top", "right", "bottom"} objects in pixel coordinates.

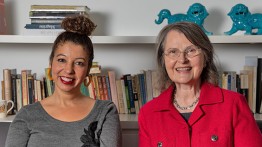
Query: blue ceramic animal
[
  {"left": 225, "top": 3, "right": 262, "bottom": 35},
  {"left": 155, "top": 3, "right": 213, "bottom": 35}
]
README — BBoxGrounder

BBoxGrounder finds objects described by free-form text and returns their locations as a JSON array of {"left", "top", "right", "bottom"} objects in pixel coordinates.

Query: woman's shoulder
[
  {"left": 18, "top": 102, "right": 41, "bottom": 114},
  {"left": 92, "top": 100, "right": 118, "bottom": 114}
]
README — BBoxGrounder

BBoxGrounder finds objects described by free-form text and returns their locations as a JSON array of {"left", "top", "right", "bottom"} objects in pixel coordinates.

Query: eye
[
  {"left": 75, "top": 61, "right": 85, "bottom": 66},
  {"left": 167, "top": 49, "right": 179, "bottom": 55},
  {"left": 186, "top": 47, "right": 197, "bottom": 55},
  {"left": 57, "top": 58, "right": 66, "bottom": 63}
]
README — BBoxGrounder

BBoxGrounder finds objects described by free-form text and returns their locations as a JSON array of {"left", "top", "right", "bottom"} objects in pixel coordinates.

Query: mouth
[
  {"left": 60, "top": 76, "right": 75, "bottom": 84},
  {"left": 176, "top": 67, "right": 192, "bottom": 71}
]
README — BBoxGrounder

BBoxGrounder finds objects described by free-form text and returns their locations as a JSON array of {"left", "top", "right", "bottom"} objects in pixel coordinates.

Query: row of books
[
  {"left": 1, "top": 63, "right": 161, "bottom": 115},
  {"left": 85, "top": 69, "right": 161, "bottom": 114},
  {"left": 219, "top": 56, "right": 262, "bottom": 113},
  {"left": 24, "top": 5, "right": 90, "bottom": 35}
]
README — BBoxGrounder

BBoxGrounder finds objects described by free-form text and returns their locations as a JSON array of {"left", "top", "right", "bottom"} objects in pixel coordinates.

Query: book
[
  {"left": 0, "top": 0, "right": 7, "bottom": 34},
  {"left": 245, "top": 56, "right": 258, "bottom": 113},
  {"left": 123, "top": 74, "right": 136, "bottom": 114},
  {"left": 16, "top": 74, "right": 22, "bottom": 111},
  {"left": 145, "top": 70, "right": 153, "bottom": 102},
  {"left": 27, "top": 74, "right": 35, "bottom": 104},
  {"left": 151, "top": 70, "right": 161, "bottom": 98},
  {"left": 240, "top": 69, "right": 254, "bottom": 112},
  {"left": 222, "top": 71, "right": 237, "bottom": 92},
  {"left": 132, "top": 75, "right": 140, "bottom": 114},
  {"left": 116, "top": 79, "right": 125, "bottom": 114},
  {"left": 101, "top": 76, "right": 109, "bottom": 100},
  {"left": 3, "top": 69, "right": 12, "bottom": 101},
  {"left": 25, "top": 23, "right": 62, "bottom": 29},
  {"left": 97, "top": 75, "right": 105, "bottom": 100},
  {"left": 3, "top": 69, "right": 13, "bottom": 114},
  {"left": 29, "top": 11, "right": 88, "bottom": 17},
  {"left": 30, "top": 5, "right": 90, "bottom": 12},
  {"left": 31, "top": 18, "right": 64, "bottom": 24},
  {"left": 239, "top": 72, "right": 249, "bottom": 101},
  {"left": 257, "top": 58, "right": 262, "bottom": 113},
  {"left": 22, "top": 29, "right": 64, "bottom": 36},
  {"left": 120, "top": 78, "right": 128, "bottom": 114},
  {"left": 108, "top": 70, "right": 119, "bottom": 112},
  {"left": 10, "top": 69, "right": 17, "bottom": 114},
  {"left": 21, "top": 70, "right": 31, "bottom": 106}
]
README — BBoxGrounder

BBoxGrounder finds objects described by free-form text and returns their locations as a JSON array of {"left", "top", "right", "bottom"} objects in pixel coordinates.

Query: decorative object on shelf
[
  {"left": 155, "top": 3, "right": 213, "bottom": 35},
  {"left": 224, "top": 3, "right": 262, "bottom": 35},
  {"left": 0, "top": 100, "right": 14, "bottom": 118}
]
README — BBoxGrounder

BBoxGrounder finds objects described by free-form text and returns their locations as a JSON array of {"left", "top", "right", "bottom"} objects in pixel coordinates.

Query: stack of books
[{"left": 23, "top": 5, "right": 90, "bottom": 36}]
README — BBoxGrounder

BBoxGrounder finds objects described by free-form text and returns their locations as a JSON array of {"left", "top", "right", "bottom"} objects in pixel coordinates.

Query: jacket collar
[{"left": 152, "top": 82, "right": 223, "bottom": 112}]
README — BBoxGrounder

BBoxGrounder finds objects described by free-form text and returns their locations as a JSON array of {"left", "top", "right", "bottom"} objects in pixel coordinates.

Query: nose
[
  {"left": 65, "top": 63, "right": 75, "bottom": 74},
  {"left": 177, "top": 51, "right": 188, "bottom": 63}
]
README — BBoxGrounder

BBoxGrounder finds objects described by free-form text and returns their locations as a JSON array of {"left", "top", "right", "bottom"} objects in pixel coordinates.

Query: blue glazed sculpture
[
  {"left": 155, "top": 3, "right": 213, "bottom": 35},
  {"left": 225, "top": 3, "right": 262, "bottom": 35}
]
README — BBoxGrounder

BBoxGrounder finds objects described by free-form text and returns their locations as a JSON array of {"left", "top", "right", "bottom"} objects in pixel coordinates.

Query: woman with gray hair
[{"left": 138, "top": 22, "right": 262, "bottom": 147}]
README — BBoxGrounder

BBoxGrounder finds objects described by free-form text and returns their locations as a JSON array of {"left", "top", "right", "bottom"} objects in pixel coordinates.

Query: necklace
[{"left": 173, "top": 97, "right": 199, "bottom": 110}]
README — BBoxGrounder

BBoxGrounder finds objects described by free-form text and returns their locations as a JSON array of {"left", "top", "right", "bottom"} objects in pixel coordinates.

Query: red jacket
[{"left": 138, "top": 83, "right": 262, "bottom": 147}]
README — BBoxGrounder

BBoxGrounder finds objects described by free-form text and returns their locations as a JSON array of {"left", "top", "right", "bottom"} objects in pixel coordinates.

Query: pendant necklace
[{"left": 173, "top": 96, "right": 199, "bottom": 110}]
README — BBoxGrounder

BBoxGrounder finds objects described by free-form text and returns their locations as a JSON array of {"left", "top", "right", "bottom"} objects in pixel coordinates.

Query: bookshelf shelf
[{"left": 0, "top": 35, "right": 262, "bottom": 44}]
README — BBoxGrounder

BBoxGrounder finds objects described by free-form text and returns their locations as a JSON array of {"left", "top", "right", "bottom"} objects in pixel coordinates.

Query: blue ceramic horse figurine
[
  {"left": 155, "top": 3, "right": 213, "bottom": 35},
  {"left": 225, "top": 3, "right": 262, "bottom": 35}
]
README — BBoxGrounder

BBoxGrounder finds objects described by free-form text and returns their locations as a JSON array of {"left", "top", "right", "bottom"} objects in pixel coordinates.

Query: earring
[
  {"left": 46, "top": 68, "right": 53, "bottom": 80},
  {"left": 84, "top": 75, "right": 92, "bottom": 87}
]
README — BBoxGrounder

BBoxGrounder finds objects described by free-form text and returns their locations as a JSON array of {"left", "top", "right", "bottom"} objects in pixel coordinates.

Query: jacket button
[
  {"left": 211, "top": 135, "right": 218, "bottom": 142},
  {"left": 157, "top": 142, "right": 163, "bottom": 147}
]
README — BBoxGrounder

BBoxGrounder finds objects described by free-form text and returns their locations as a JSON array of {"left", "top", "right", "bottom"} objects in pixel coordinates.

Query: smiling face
[
  {"left": 51, "top": 41, "right": 89, "bottom": 93},
  {"left": 164, "top": 30, "right": 205, "bottom": 86}
]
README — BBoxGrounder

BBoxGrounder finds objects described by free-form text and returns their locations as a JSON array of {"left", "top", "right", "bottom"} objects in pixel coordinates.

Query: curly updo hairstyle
[{"left": 49, "top": 15, "right": 97, "bottom": 75}]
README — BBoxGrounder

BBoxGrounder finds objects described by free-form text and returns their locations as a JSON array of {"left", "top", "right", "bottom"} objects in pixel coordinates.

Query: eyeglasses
[{"left": 163, "top": 45, "right": 202, "bottom": 59}]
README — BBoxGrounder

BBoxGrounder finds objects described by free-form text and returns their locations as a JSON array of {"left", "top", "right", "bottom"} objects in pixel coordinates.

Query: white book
[
  {"left": 245, "top": 56, "right": 258, "bottom": 113},
  {"left": 22, "top": 29, "right": 64, "bottom": 36},
  {"left": 120, "top": 79, "right": 128, "bottom": 114}
]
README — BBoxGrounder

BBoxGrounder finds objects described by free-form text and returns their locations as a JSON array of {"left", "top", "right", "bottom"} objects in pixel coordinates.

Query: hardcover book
[
  {"left": 0, "top": 0, "right": 7, "bottom": 34},
  {"left": 30, "top": 5, "right": 90, "bottom": 12}
]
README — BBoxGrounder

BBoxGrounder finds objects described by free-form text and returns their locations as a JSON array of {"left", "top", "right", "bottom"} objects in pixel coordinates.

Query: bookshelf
[
  {"left": 1, "top": 34, "right": 262, "bottom": 147},
  {"left": 2, "top": 0, "right": 262, "bottom": 146}
]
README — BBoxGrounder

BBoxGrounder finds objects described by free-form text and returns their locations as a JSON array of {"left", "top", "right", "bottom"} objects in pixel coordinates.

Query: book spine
[
  {"left": 11, "top": 73, "right": 17, "bottom": 114},
  {"left": 116, "top": 79, "right": 125, "bottom": 114},
  {"left": 101, "top": 76, "right": 109, "bottom": 100},
  {"left": 21, "top": 70, "right": 29, "bottom": 106},
  {"left": 3, "top": 69, "right": 12, "bottom": 101},
  {"left": 27, "top": 74, "right": 35, "bottom": 104},
  {"left": 124, "top": 74, "right": 136, "bottom": 114},
  {"left": 25, "top": 24, "right": 62, "bottom": 29},
  {"left": 16, "top": 75, "right": 22, "bottom": 111},
  {"left": 108, "top": 71, "right": 119, "bottom": 112},
  {"left": 120, "top": 78, "right": 128, "bottom": 114},
  {"left": 105, "top": 75, "right": 112, "bottom": 101}
]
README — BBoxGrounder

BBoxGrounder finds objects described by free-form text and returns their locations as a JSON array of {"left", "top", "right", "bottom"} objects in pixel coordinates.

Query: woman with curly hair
[{"left": 5, "top": 15, "right": 121, "bottom": 147}]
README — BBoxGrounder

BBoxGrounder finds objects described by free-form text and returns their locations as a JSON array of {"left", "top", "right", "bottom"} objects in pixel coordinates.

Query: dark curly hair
[{"left": 49, "top": 15, "right": 97, "bottom": 75}]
